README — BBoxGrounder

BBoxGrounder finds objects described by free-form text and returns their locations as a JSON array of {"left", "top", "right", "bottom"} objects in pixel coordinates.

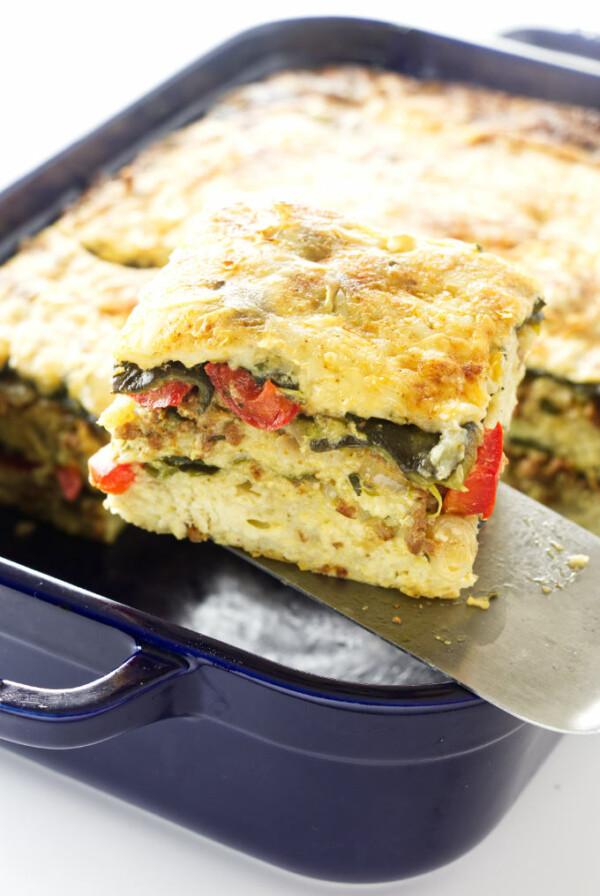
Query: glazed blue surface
[
  {"left": 0, "top": 525, "right": 560, "bottom": 882},
  {"left": 0, "top": 15, "right": 586, "bottom": 880}
]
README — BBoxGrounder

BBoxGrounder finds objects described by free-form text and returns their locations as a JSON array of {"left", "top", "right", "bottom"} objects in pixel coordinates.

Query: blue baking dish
[
  {"left": 0, "top": 538, "right": 560, "bottom": 883},
  {"left": 2, "top": 15, "right": 595, "bottom": 883}
]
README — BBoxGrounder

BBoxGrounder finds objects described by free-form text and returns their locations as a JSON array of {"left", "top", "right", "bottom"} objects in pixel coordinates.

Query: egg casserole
[
  {"left": 91, "top": 200, "right": 540, "bottom": 598},
  {"left": 3, "top": 64, "right": 599, "bottom": 541},
  {"left": 0, "top": 227, "right": 155, "bottom": 538},
  {"left": 60, "top": 65, "right": 600, "bottom": 534}
]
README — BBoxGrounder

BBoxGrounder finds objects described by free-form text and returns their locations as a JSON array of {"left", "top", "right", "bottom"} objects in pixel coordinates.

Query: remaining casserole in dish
[
  {"left": 0, "top": 226, "right": 155, "bottom": 539},
  {"left": 90, "top": 199, "right": 540, "bottom": 598},
  {"left": 61, "top": 65, "right": 600, "bottom": 534}
]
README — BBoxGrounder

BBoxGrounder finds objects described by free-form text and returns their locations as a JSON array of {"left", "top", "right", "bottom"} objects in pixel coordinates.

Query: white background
[{"left": 2, "top": 2, "right": 600, "bottom": 894}]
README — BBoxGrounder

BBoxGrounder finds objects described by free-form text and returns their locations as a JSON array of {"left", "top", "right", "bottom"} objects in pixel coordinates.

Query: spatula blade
[{"left": 236, "top": 484, "right": 600, "bottom": 734}]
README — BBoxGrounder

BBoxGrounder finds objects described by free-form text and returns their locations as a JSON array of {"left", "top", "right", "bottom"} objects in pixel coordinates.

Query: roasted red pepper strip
[
  {"left": 205, "top": 363, "right": 300, "bottom": 430},
  {"left": 130, "top": 381, "right": 193, "bottom": 408},
  {"left": 55, "top": 465, "right": 83, "bottom": 502},
  {"left": 89, "top": 444, "right": 136, "bottom": 495},
  {"left": 442, "top": 423, "right": 504, "bottom": 520}
]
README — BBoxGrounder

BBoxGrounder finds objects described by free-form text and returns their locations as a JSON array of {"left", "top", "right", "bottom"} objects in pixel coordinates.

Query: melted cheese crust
[
  {"left": 113, "top": 200, "right": 538, "bottom": 431},
  {"left": 61, "top": 65, "right": 600, "bottom": 386}
]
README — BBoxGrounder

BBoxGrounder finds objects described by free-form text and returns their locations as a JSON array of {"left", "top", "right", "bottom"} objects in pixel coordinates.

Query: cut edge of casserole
[
  {"left": 503, "top": 440, "right": 600, "bottom": 536},
  {"left": 503, "top": 370, "right": 600, "bottom": 533},
  {"left": 0, "top": 227, "right": 155, "bottom": 540}
]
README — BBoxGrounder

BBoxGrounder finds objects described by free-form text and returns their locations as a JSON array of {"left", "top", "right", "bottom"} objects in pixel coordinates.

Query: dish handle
[{"left": 0, "top": 645, "right": 193, "bottom": 750}]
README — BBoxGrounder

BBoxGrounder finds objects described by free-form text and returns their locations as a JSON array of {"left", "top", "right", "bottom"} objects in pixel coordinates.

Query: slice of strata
[
  {"left": 92, "top": 200, "right": 541, "bottom": 597},
  {"left": 0, "top": 227, "right": 155, "bottom": 539}
]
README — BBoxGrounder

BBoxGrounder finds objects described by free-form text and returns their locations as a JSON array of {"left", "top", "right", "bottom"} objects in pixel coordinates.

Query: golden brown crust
[
  {"left": 113, "top": 200, "right": 539, "bottom": 430},
  {"left": 60, "top": 65, "right": 600, "bottom": 389}
]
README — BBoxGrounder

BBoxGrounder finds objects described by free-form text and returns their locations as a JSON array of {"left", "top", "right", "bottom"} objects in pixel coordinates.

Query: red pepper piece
[
  {"left": 443, "top": 423, "right": 504, "bottom": 520},
  {"left": 205, "top": 363, "right": 300, "bottom": 430},
  {"left": 88, "top": 444, "right": 136, "bottom": 495},
  {"left": 130, "top": 381, "right": 193, "bottom": 408}
]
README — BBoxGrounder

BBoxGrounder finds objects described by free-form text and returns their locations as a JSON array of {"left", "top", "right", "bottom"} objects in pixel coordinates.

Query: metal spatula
[{"left": 237, "top": 483, "right": 600, "bottom": 734}]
